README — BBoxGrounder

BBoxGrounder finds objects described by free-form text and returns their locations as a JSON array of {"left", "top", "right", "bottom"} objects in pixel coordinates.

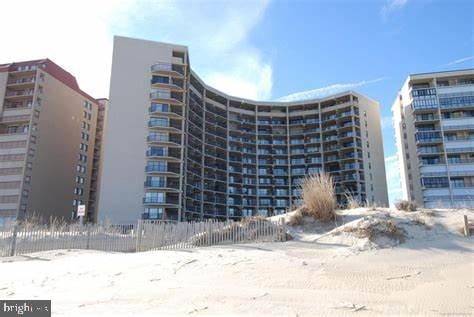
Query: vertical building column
[
  {"left": 319, "top": 103, "right": 324, "bottom": 174},
  {"left": 225, "top": 99, "right": 230, "bottom": 220},
  {"left": 178, "top": 65, "right": 190, "bottom": 221},
  {"left": 286, "top": 106, "right": 292, "bottom": 210},
  {"left": 200, "top": 89, "right": 206, "bottom": 221},
  {"left": 433, "top": 79, "right": 454, "bottom": 207},
  {"left": 255, "top": 106, "right": 259, "bottom": 216}
]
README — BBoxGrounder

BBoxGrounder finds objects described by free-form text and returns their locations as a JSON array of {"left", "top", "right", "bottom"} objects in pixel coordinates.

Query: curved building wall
[{"left": 99, "top": 36, "right": 388, "bottom": 224}]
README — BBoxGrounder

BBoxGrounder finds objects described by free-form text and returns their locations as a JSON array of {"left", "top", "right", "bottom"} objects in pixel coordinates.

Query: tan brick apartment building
[{"left": 0, "top": 59, "right": 103, "bottom": 223}]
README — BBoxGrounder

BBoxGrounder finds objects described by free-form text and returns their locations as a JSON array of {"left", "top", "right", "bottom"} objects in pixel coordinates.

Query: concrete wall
[
  {"left": 99, "top": 36, "right": 187, "bottom": 224},
  {"left": 359, "top": 95, "right": 389, "bottom": 207}
]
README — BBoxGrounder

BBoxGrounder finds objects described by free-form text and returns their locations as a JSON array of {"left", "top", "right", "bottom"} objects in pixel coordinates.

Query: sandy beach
[{"left": 1, "top": 208, "right": 472, "bottom": 316}]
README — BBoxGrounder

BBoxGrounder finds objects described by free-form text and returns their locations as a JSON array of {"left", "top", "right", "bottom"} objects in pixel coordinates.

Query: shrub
[
  {"left": 395, "top": 200, "right": 417, "bottom": 212},
  {"left": 299, "top": 173, "right": 336, "bottom": 222}
]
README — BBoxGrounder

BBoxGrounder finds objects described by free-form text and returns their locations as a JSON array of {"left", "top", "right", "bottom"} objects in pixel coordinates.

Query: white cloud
[
  {"left": 445, "top": 55, "right": 474, "bottom": 66},
  {"left": 381, "top": 0, "right": 409, "bottom": 18},
  {"left": 380, "top": 116, "right": 393, "bottom": 130},
  {"left": 385, "top": 154, "right": 403, "bottom": 206},
  {"left": 206, "top": 53, "right": 273, "bottom": 100},
  {"left": 0, "top": 0, "right": 129, "bottom": 98},
  {"left": 276, "top": 77, "right": 384, "bottom": 102},
  {"left": 0, "top": 0, "right": 272, "bottom": 100}
]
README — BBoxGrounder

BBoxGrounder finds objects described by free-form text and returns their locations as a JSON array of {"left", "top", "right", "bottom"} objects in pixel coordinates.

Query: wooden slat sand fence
[
  {"left": 0, "top": 217, "right": 286, "bottom": 257},
  {"left": 137, "top": 217, "right": 287, "bottom": 251}
]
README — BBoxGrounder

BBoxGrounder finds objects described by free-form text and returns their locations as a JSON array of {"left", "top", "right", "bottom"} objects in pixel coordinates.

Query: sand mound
[{"left": 271, "top": 208, "right": 468, "bottom": 252}]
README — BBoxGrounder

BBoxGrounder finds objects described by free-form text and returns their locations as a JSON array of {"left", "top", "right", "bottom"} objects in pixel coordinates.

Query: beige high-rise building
[
  {"left": 99, "top": 36, "right": 388, "bottom": 224},
  {"left": 392, "top": 69, "right": 474, "bottom": 208},
  {"left": 0, "top": 59, "right": 102, "bottom": 223}
]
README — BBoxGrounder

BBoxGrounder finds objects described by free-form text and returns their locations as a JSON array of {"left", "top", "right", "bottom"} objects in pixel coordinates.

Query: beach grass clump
[
  {"left": 344, "top": 192, "right": 360, "bottom": 209},
  {"left": 299, "top": 173, "right": 336, "bottom": 222},
  {"left": 395, "top": 200, "right": 417, "bottom": 212}
]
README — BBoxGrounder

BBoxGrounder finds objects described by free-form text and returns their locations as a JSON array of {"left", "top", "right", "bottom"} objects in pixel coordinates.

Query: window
[
  {"left": 150, "top": 103, "right": 169, "bottom": 113},
  {"left": 81, "top": 132, "right": 89, "bottom": 141},
  {"left": 151, "top": 75, "right": 169, "bottom": 84},
  {"left": 149, "top": 117, "right": 169, "bottom": 127},
  {"left": 147, "top": 147, "right": 168, "bottom": 156},
  {"left": 84, "top": 101, "right": 92, "bottom": 110},
  {"left": 7, "top": 126, "right": 18, "bottom": 133},
  {"left": 144, "top": 207, "right": 164, "bottom": 219},
  {"left": 145, "top": 176, "right": 166, "bottom": 187},
  {"left": 78, "top": 154, "right": 87, "bottom": 162},
  {"left": 276, "top": 199, "right": 288, "bottom": 207},
  {"left": 144, "top": 192, "right": 165, "bottom": 203},
  {"left": 146, "top": 161, "right": 167, "bottom": 172}
]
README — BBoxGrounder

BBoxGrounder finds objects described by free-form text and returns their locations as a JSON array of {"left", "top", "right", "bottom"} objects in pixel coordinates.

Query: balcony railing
[
  {"left": 151, "top": 63, "right": 185, "bottom": 76},
  {"left": 150, "top": 90, "right": 183, "bottom": 103},
  {"left": 146, "top": 149, "right": 181, "bottom": 159},
  {"left": 147, "top": 134, "right": 181, "bottom": 144},
  {"left": 144, "top": 181, "right": 180, "bottom": 189},
  {"left": 145, "top": 165, "right": 180, "bottom": 174},
  {"left": 5, "top": 90, "right": 34, "bottom": 97},
  {"left": 143, "top": 197, "right": 179, "bottom": 205},
  {"left": 443, "top": 124, "right": 474, "bottom": 131},
  {"left": 149, "top": 105, "right": 183, "bottom": 116},
  {"left": 7, "top": 78, "right": 35, "bottom": 85}
]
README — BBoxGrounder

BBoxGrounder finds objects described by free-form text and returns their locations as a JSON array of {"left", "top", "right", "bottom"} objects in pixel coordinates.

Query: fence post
[
  {"left": 136, "top": 220, "right": 143, "bottom": 252},
  {"left": 86, "top": 224, "right": 91, "bottom": 250},
  {"left": 279, "top": 218, "right": 286, "bottom": 242},
  {"left": 10, "top": 223, "right": 18, "bottom": 257},
  {"left": 463, "top": 215, "right": 469, "bottom": 237}
]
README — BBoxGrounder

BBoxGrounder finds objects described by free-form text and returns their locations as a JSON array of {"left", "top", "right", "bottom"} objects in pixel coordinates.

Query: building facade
[
  {"left": 87, "top": 98, "right": 108, "bottom": 223},
  {"left": 0, "top": 59, "right": 101, "bottom": 223},
  {"left": 393, "top": 69, "right": 474, "bottom": 208},
  {"left": 99, "top": 36, "right": 388, "bottom": 224}
]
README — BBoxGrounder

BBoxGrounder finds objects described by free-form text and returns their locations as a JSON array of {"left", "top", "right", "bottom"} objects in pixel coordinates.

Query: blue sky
[{"left": 1, "top": 0, "right": 472, "bottom": 205}]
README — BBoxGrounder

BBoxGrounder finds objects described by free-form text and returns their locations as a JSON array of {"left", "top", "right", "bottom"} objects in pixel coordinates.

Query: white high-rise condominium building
[
  {"left": 99, "top": 36, "right": 388, "bottom": 224},
  {"left": 393, "top": 69, "right": 474, "bottom": 208}
]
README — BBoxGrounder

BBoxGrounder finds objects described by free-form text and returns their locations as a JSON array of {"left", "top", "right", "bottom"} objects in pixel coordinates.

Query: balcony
[
  {"left": 143, "top": 197, "right": 179, "bottom": 205},
  {"left": 4, "top": 90, "right": 34, "bottom": 100},
  {"left": 7, "top": 77, "right": 35, "bottom": 88},
  {"left": 414, "top": 115, "right": 439, "bottom": 123},
  {"left": 148, "top": 119, "right": 182, "bottom": 132},
  {"left": 147, "top": 134, "right": 181, "bottom": 145},
  {"left": 0, "top": 114, "right": 31, "bottom": 124},
  {"left": 323, "top": 135, "right": 338, "bottom": 142},
  {"left": 150, "top": 90, "right": 184, "bottom": 105},
  {"left": 145, "top": 165, "right": 180, "bottom": 174},
  {"left": 442, "top": 124, "right": 474, "bottom": 131},
  {"left": 149, "top": 104, "right": 183, "bottom": 117},
  {"left": 146, "top": 149, "right": 181, "bottom": 160},
  {"left": 144, "top": 180, "right": 180, "bottom": 190},
  {"left": 439, "top": 94, "right": 474, "bottom": 110},
  {"left": 150, "top": 63, "right": 185, "bottom": 77}
]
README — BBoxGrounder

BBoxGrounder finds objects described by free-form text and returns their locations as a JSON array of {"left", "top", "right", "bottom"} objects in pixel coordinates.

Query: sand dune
[{"left": 0, "top": 208, "right": 472, "bottom": 316}]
